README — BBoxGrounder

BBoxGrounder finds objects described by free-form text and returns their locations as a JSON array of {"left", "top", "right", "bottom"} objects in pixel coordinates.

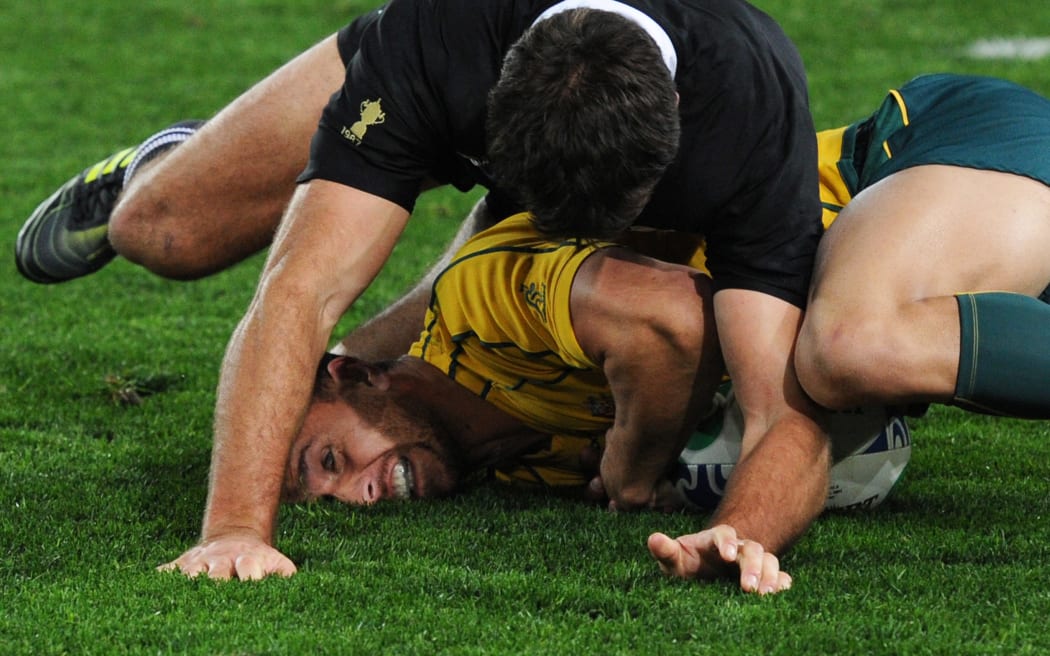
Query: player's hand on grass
[
  {"left": 647, "top": 524, "right": 791, "bottom": 595},
  {"left": 157, "top": 534, "right": 297, "bottom": 581}
]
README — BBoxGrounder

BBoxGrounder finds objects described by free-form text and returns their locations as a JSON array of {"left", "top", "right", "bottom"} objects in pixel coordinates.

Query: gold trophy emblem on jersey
[
  {"left": 344, "top": 99, "right": 386, "bottom": 145},
  {"left": 520, "top": 281, "right": 548, "bottom": 323}
]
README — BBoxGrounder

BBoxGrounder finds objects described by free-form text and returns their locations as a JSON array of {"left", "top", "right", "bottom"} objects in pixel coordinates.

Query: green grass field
[{"left": 4, "top": 1, "right": 1050, "bottom": 654}]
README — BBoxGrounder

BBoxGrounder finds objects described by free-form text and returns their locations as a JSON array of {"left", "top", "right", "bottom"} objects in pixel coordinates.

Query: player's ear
[{"left": 327, "top": 356, "right": 391, "bottom": 390}]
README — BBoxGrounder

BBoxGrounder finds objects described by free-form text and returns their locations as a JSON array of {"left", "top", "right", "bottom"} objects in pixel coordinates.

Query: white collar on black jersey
[{"left": 533, "top": 0, "right": 677, "bottom": 78}]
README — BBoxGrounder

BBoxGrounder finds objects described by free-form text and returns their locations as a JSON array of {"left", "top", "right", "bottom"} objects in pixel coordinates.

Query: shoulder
[
  {"left": 369, "top": 0, "right": 534, "bottom": 52},
  {"left": 573, "top": 247, "right": 706, "bottom": 306},
  {"left": 570, "top": 247, "right": 711, "bottom": 360}
]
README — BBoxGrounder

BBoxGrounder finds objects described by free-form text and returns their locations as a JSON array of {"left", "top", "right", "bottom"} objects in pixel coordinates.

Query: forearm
[
  {"left": 598, "top": 329, "right": 719, "bottom": 509},
  {"left": 201, "top": 288, "right": 329, "bottom": 543},
  {"left": 710, "top": 289, "right": 828, "bottom": 554},
  {"left": 335, "top": 197, "right": 496, "bottom": 360},
  {"left": 709, "top": 414, "right": 830, "bottom": 553},
  {"left": 333, "top": 285, "right": 429, "bottom": 360},
  {"left": 579, "top": 257, "right": 721, "bottom": 510}
]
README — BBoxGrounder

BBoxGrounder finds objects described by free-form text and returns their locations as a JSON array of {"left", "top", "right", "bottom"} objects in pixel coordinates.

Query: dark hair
[{"left": 486, "top": 8, "right": 679, "bottom": 240}]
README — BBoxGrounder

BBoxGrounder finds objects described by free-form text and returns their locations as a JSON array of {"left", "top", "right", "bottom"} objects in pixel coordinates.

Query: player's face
[{"left": 284, "top": 394, "right": 463, "bottom": 505}]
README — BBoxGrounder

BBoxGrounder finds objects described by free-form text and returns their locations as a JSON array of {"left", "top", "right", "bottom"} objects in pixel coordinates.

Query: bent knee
[
  {"left": 796, "top": 314, "right": 896, "bottom": 410},
  {"left": 110, "top": 204, "right": 203, "bottom": 279},
  {"left": 109, "top": 196, "right": 268, "bottom": 280}
]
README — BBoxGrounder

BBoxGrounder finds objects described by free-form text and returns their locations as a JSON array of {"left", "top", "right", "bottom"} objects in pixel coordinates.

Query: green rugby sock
[{"left": 955, "top": 292, "right": 1050, "bottom": 418}]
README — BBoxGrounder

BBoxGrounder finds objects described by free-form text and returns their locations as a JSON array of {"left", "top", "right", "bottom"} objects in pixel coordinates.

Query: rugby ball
[{"left": 671, "top": 387, "right": 911, "bottom": 511}]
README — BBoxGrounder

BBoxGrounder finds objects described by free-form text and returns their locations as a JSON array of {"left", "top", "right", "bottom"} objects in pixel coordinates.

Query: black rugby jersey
[{"left": 300, "top": 0, "right": 820, "bottom": 306}]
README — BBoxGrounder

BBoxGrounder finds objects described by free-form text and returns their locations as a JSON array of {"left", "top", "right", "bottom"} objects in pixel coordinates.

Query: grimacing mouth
[{"left": 390, "top": 455, "right": 417, "bottom": 500}]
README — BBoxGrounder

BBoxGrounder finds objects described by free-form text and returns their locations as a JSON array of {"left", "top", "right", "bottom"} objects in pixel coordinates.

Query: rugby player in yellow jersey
[
  {"left": 168, "top": 213, "right": 777, "bottom": 587},
  {"left": 294, "top": 215, "right": 724, "bottom": 508}
]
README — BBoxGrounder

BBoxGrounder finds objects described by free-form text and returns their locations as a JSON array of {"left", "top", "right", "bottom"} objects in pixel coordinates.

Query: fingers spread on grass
[
  {"left": 235, "top": 554, "right": 266, "bottom": 581},
  {"left": 647, "top": 531, "right": 701, "bottom": 578},
  {"left": 735, "top": 539, "right": 764, "bottom": 593},
  {"left": 647, "top": 525, "right": 792, "bottom": 594},
  {"left": 236, "top": 553, "right": 296, "bottom": 580},
  {"left": 205, "top": 558, "right": 236, "bottom": 581},
  {"left": 735, "top": 540, "right": 791, "bottom": 595}
]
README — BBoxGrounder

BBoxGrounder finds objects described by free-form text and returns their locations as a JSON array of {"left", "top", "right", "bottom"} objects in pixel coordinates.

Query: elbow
[
  {"left": 253, "top": 263, "right": 348, "bottom": 335},
  {"left": 657, "top": 300, "right": 717, "bottom": 372},
  {"left": 607, "top": 482, "right": 656, "bottom": 512},
  {"left": 599, "top": 458, "right": 660, "bottom": 512}
]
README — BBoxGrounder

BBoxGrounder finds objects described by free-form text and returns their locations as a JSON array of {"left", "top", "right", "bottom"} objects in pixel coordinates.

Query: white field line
[{"left": 966, "top": 37, "right": 1050, "bottom": 60}]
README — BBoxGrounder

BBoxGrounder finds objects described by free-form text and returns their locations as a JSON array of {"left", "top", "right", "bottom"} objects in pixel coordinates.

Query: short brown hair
[{"left": 487, "top": 9, "right": 680, "bottom": 240}]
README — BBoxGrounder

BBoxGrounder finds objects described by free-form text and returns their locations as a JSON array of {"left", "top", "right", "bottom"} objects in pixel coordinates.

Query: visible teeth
[{"left": 392, "top": 458, "right": 414, "bottom": 499}]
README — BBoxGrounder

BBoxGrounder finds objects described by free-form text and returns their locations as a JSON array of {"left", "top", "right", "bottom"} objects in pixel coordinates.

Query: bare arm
[
  {"left": 334, "top": 197, "right": 499, "bottom": 360},
  {"left": 160, "top": 180, "right": 410, "bottom": 579},
  {"left": 571, "top": 249, "right": 724, "bottom": 510},
  {"left": 648, "top": 289, "right": 829, "bottom": 593}
]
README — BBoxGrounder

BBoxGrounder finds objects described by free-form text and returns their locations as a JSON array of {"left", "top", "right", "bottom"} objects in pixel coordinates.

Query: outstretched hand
[
  {"left": 647, "top": 524, "right": 791, "bottom": 595},
  {"left": 158, "top": 535, "right": 297, "bottom": 581}
]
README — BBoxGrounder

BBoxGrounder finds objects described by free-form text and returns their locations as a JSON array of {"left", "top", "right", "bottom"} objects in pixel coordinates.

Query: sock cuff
[
  {"left": 953, "top": 291, "right": 1050, "bottom": 418},
  {"left": 954, "top": 293, "right": 982, "bottom": 407},
  {"left": 123, "top": 120, "right": 204, "bottom": 186}
]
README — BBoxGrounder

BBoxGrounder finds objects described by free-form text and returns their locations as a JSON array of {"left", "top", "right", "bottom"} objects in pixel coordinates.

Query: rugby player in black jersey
[{"left": 17, "top": 0, "right": 823, "bottom": 589}]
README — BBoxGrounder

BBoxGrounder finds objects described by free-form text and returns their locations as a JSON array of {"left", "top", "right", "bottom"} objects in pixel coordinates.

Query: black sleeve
[{"left": 298, "top": 0, "right": 447, "bottom": 212}]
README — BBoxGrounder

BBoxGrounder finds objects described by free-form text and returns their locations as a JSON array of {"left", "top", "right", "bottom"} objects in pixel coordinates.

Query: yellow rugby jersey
[
  {"left": 409, "top": 213, "right": 614, "bottom": 437},
  {"left": 408, "top": 212, "right": 707, "bottom": 486}
]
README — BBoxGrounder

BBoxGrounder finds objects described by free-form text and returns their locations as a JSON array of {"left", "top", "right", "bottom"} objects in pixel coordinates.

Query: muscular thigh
[
  {"left": 167, "top": 34, "right": 345, "bottom": 219},
  {"left": 112, "top": 33, "right": 349, "bottom": 274},
  {"left": 810, "top": 165, "right": 1050, "bottom": 312}
]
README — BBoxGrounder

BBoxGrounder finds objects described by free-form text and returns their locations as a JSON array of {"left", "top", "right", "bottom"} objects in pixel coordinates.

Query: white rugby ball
[{"left": 671, "top": 387, "right": 911, "bottom": 511}]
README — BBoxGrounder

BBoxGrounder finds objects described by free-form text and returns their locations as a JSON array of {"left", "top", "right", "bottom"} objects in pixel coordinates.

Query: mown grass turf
[{"left": 4, "top": 1, "right": 1050, "bottom": 654}]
